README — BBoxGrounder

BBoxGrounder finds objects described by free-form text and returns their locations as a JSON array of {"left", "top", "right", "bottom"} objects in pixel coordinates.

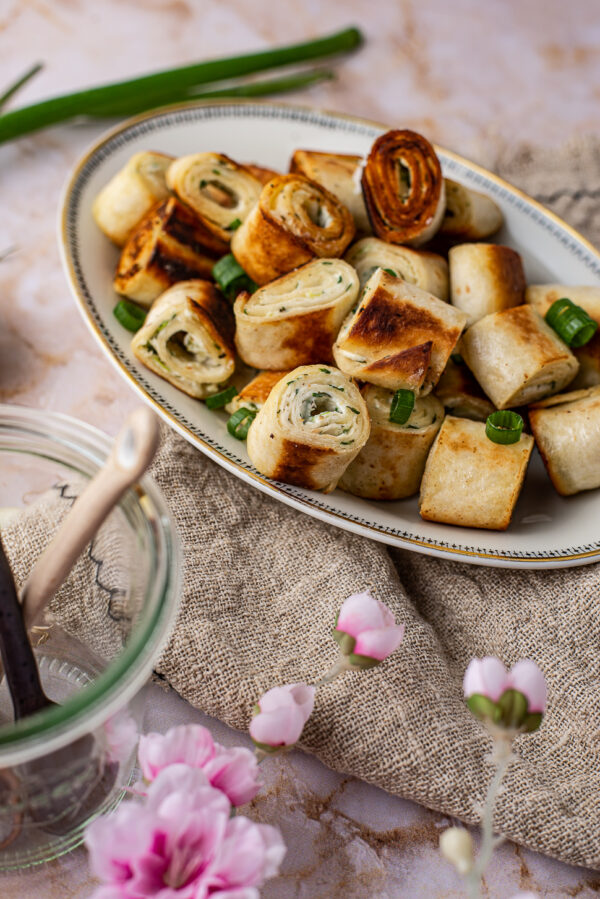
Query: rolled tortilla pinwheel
[
  {"left": 449, "top": 243, "right": 526, "bottom": 326},
  {"left": 440, "top": 179, "right": 503, "bottom": 240},
  {"left": 131, "top": 280, "right": 235, "bottom": 399},
  {"left": 434, "top": 358, "right": 496, "bottom": 421},
  {"left": 166, "top": 153, "right": 263, "bottom": 242},
  {"left": 525, "top": 285, "right": 600, "bottom": 322},
  {"left": 528, "top": 386, "right": 600, "bottom": 495},
  {"left": 339, "top": 388, "right": 444, "bottom": 500},
  {"left": 420, "top": 416, "right": 534, "bottom": 530},
  {"left": 92, "top": 151, "right": 173, "bottom": 247},
  {"left": 290, "top": 149, "right": 371, "bottom": 233},
  {"left": 571, "top": 333, "right": 600, "bottom": 389},
  {"left": 361, "top": 129, "right": 446, "bottom": 247},
  {"left": 344, "top": 236, "right": 449, "bottom": 300},
  {"left": 246, "top": 365, "right": 370, "bottom": 493},
  {"left": 332, "top": 269, "right": 467, "bottom": 394},
  {"left": 230, "top": 174, "right": 356, "bottom": 286},
  {"left": 461, "top": 305, "right": 579, "bottom": 409},
  {"left": 113, "top": 198, "right": 228, "bottom": 307},
  {"left": 234, "top": 259, "right": 359, "bottom": 369},
  {"left": 224, "top": 370, "right": 291, "bottom": 415}
]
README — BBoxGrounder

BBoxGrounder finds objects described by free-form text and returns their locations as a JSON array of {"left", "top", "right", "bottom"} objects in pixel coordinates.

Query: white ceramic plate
[{"left": 60, "top": 101, "right": 600, "bottom": 568}]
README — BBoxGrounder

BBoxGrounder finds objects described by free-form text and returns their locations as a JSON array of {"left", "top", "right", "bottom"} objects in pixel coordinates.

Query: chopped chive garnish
[
  {"left": 206, "top": 385, "right": 238, "bottom": 409},
  {"left": 341, "top": 440, "right": 354, "bottom": 445},
  {"left": 390, "top": 389, "right": 414, "bottom": 425},
  {"left": 336, "top": 275, "right": 343, "bottom": 283},
  {"left": 329, "top": 384, "right": 344, "bottom": 391},
  {"left": 212, "top": 253, "right": 257, "bottom": 301},
  {"left": 383, "top": 268, "right": 398, "bottom": 277},
  {"left": 279, "top": 306, "right": 286, "bottom": 312},
  {"left": 227, "top": 407, "right": 257, "bottom": 440},
  {"left": 485, "top": 410, "right": 524, "bottom": 445},
  {"left": 113, "top": 299, "right": 147, "bottom": 332},
  {"left": 349, "top": 407, "right": 360, "bottom": 414},
  {"left": 199, "top": 179, "right": 207, "bottom": 188},
  {"left": 545, "top": 297, "right": 598, "bottom": 348},
  {"left": 226, "top": 218, "right": 242, "bottom": 230},
  {"left": 319, "top": 368, "right": 331, "bottom": 373},
  {"left": 212, "top": 169, "right": 221, "bottom": 175},
  {"left": 322, "top": 261, "right": 333, "bottom": 265}
]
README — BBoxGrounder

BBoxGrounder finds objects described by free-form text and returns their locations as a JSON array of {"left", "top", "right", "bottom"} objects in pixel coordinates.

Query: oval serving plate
[{"left": 60, "top": 101, "right": 600, "bottom": 568}]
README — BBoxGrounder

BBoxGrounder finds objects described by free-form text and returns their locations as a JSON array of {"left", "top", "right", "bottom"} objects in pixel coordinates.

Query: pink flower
[
  {"left": 85, "top": 765, "right": 284, "bottom": 899},
  {"left": 333, "top": 591, "right": 405, "bottom": 668},
  {"left": 138, "top": 725, "right": 260, "bottom": 806},
  {"left": 102, "top": 709, "right": 139, "bottom": 764},
  {"left": 463, "top": 657, "right": 546, "bottom": 732},
  {"left": 249, "top": 684, "right": 315, "bottom": 751}
]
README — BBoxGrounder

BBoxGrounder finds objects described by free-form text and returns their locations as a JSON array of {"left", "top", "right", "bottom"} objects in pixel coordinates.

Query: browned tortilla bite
[
  {"left": 230, "top": 173, "right": 356, "bottom": 285},
  {"left": 113, "top": 198, "right": 228, "bottom": 307},
  {"left": 290, "top": 149, "right": 371, "bottom": 233},
  {"left": 333, "top": 269, "right": 467, "bottom": 394},
  {"left": 361, "top": 129, "right": 446, "bottom": 247},
  {"left": 449, "top": 243, "right": 526, "bottom": 326},
  {"left": 419, "top": 416, "right": 534, "bottom": 530}
]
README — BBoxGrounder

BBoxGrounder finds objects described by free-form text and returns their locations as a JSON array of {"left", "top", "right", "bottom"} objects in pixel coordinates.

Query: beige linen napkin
[{"left": 5, "top": 140, "right": 600, "bottom": 869}]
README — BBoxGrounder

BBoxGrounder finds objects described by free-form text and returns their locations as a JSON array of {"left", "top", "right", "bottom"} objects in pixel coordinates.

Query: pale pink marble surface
[{"left": 1, "top": 1, "right": 600, "bottom": 896}]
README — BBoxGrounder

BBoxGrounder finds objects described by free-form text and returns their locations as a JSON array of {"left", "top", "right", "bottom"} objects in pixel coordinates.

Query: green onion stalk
[{"left": 0, "top": 27, "right": 362, "bottom": 145}]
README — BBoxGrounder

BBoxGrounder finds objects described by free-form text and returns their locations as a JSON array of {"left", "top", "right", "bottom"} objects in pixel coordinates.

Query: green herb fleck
[
  {"left": 200, "top": 179, "right": 207, "bottom": 188},
  {"left": 212, "top": 169, "right": 221, "bottom": 175},
  {"left": 349, "top": 407, "right": 360, "bottom": 414},
  {"left": 329, "top": 384, "right": 344, "bottom": 391},
  {"left": 279, "top": 306, "right": 286, "bottom": 312},
  {"left": 322, "top": 261, "right": 333, "bottom": 265},
  {"left": 226, "top": 218, "right": 242, "bottom": 231},
  {"left": 341, "top": 440, "right": 354, "bottom": 445},
  {"left": 383, "top": 268, "right": 398, "bottom": 278},
  {"left": 337, "top": 275, "right": 343, "bottom": 283},
  {"left": 319, "top": 368, "right": 331, "bottom": 373}
]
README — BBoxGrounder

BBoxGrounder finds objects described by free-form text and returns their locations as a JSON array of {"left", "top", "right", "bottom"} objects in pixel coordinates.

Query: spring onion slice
[
  {"left": 389, "top": 389, "right": 415, "bottom": 425},
  {"left": 206, "top": 385, "right": 238, "bottom": 409},
  {"left": 212, "top": 254, "right": 257, "bottom": 301},
  {"left": 545, "top": 297, "right": 598, "bottom": 348},
  {"left": 485, "top": 410, "right": 524, "bottom": 445},
  {"left": 113, "top": 299, "right": 147, "bottom": 332},
  {"left": 227, "top": 407, "right": 257, "bottom": 440}
]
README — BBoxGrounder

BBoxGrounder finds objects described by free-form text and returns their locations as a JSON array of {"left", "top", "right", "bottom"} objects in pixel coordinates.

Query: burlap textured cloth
[{"left": 7, "top": 140, "right": 600, "bottom": 870}]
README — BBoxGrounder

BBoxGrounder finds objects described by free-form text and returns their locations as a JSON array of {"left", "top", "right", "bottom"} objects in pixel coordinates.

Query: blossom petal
[
  {"left": 463, "top": 657, "right": 508, "bottom": 702},
  {"left": 213, "top": 817, "right": 285, "bottom": 889},
  {"left": 508, "top": 660, "right": 547, "bottom": 713},
  {"left": 204, "top": 746, "right": 260, "bottom": 806},
  {"left": 138, "top": 724, "right": 215, "bottom": 782},
  {"left": 250, "top": 704, "right": 304, "bottom": 747},
  {"left": 353, "top": 624, "right": 405, "bottom": 661}
]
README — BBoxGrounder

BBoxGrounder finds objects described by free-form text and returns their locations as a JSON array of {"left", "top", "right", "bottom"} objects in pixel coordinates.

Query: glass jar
[{"left": 0, "top": 405, "right": 180, "bottom": 869}]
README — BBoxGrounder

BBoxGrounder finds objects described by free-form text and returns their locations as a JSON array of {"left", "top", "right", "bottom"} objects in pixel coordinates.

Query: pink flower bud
[
  {"left": 464, "top": 657, "right": 547, "bottom": 732},
  {"left": 463, "top": 657, "right": 509, "bottom": 703},
  {"left": 507, "top": 660, "right": 547, "bottom": 714},
  {"left": 333, "top": 591, "right": 405, "bottom": 668},
  {"left": 250, "top": 683, "right": 315, "bottom": 751}
]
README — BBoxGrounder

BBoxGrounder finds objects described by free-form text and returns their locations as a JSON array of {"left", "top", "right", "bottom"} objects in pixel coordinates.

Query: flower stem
[
  {"left": 466, "top": 733, "right": 514, "bottom": 899},
  {"left": 316, "top": 656, "right": 354, "bottom": 686}
]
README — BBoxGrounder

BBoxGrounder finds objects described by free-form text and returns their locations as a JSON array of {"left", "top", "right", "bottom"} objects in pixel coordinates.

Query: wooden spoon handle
[{"left": 21, "top": 407, "right": 160, "bottom": 627}]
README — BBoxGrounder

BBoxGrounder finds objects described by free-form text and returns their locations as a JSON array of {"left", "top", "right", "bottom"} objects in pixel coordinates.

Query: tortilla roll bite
[
  {"left": 231, "top": 173, "right": 355, "bottom": 285},
  {"left": 449, "top": 243, "right": 526, "bottom": 326},
  {"left": 113, "top": 198, "right": 228, "bottom": 307},
  {"left": 570, "top": 332, "right": 600, "bottom": 389},
  {"left": 234, "top": 258, "right": 359, "bottom": 369},
  {"left": 419, "top": 416, "right": 534, "bottom": 530},
  {"left": 92, "top": 151, "right": 173, "bottom": 247},
  {"left": 528, "top": 386, "right": 600, "bottom": 495},
  {"left": 339, "top": 388, "right": 444, "bottom": 500},
  {"left": 461, "top": 305, "right": 579, "bottom": 409},
  {"left": 440, "top": 180, "right": 503, "bottom": 240},
  {"left": 344, "top": 237, "right": 449, "bottom": 300},
  {"left": 525, "top": 285, "right": 600, "bottom": 322},
  {"left": 434, "top": 358, "right": 496, "bottom": 421},
  {"left": 333, "top": 269, "right": 467, "bottom": 395},
  {"left": 224, "top": 370, "right": 291, "bottom": 415},
  {"left": 361, "top": 129, "right": 446, "bottom": 247},
  {"left": 290, "top": 149, "right": 371, "bottom": 233},
  {"left": 166, "top": 153, "right": 263, "bottom": 242},
  {"left": 131, "top": 280, "right": 235, "bottom": 399},
  {"left": 246, "top": 365, "right": 370, "bottom": 493}
]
